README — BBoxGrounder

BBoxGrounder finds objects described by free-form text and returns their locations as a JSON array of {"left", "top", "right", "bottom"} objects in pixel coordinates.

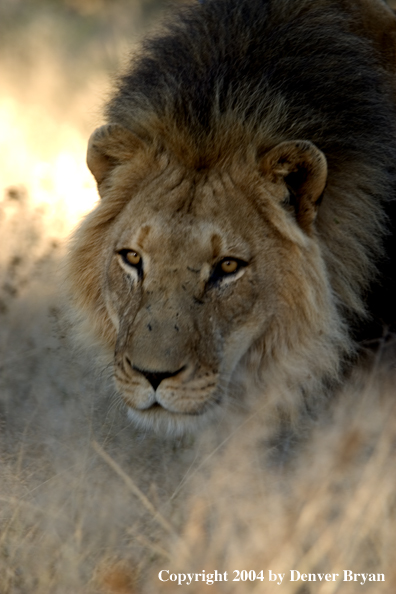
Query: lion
[{"left": 67, "top": 0, "right": 396, "bottom": 436}]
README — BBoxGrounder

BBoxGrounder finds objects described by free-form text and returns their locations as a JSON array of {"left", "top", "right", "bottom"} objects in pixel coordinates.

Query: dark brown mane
[{"left": 106, "top": 0, "right": 396, "bottom": 340}]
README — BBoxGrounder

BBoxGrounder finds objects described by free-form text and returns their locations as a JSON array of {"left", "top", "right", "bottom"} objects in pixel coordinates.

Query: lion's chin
[{"left": 125, "top": 400, "right": 221, "bottom": 437}]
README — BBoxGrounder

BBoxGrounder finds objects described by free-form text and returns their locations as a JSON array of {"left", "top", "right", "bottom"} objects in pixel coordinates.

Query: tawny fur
[{"left": 67, "top": 0, "right": 396, "bottom": 435}]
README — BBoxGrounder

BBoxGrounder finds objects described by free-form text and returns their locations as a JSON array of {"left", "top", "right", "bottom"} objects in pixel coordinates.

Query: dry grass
[{"left": 1, "top": 2, "right": 396, "bottom": 593}]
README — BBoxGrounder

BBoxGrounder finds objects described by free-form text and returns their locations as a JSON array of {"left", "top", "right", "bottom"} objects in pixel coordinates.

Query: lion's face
[
  {"left": 69, "top": 125, "right": 334, "bottom": 435},
  {"left": 106, "top": 164, "right": 278, "bottom": 433}
]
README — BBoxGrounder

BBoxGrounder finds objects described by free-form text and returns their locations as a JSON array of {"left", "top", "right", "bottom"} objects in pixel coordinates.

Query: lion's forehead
[
  {"left": 116, "top": 213, "right": 252, "bottom": 264},
  {"left": 115, "top": 166, "right": 258, "bottom": 262}
]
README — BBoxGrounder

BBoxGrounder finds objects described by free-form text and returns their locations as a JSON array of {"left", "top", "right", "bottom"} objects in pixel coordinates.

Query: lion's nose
[{"left": 131, "top": 363, "right": 186, "bottom": 391}]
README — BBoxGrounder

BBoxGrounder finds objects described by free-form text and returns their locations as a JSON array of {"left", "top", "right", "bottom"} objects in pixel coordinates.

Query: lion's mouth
[
  {"left": 144, "top": 402, "right": 206, "bottom": 416},
  {"left": 123, "top": 390, "right": 224, "bottom": 434},
  {"left": 119, "top": 378, "right": 223, "bottom": 420},
  {"left": 145, "top": 402, "right": 162, "bottom": 410},
  {"left": 129, "top": 398, "right": 217, "bottom": 417}
]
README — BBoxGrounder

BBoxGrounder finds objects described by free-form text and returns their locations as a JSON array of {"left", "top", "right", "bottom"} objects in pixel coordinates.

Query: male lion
[{"left": 68, "top": 0, "right": 396, "bottom": 435}]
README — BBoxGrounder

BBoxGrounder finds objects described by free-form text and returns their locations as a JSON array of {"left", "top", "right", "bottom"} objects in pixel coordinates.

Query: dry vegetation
[{"left": 1, "top": 1, "right": 396, "bottom": 593}]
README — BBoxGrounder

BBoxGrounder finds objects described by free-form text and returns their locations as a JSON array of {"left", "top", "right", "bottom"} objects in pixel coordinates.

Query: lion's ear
[
  {"left": 87, "top": 124, "right": 145, "bottom": 187},
  {"left": 260, "top": 140, "right": 327, "bottom": 232}
]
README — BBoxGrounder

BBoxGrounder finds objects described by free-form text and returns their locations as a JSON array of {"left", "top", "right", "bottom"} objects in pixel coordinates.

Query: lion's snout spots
[{"left": 115, "top": 344, "right": 223, "bottom": 429}]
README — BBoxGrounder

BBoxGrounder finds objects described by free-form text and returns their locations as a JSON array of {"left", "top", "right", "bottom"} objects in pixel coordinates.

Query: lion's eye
[
  {"left": 220, "top": 259, "right": 239, "bottom": 274},
  {"left": 209, "top": 257, "right": 247, "bottom": 285},
  {"left": 117, "top": 249, "right": 142, "bottom": 268}
]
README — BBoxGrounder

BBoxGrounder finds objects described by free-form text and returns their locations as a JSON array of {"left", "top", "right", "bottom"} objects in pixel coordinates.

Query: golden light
[{"left": 0, "top": 88, "right": 99, "bottom": 236}]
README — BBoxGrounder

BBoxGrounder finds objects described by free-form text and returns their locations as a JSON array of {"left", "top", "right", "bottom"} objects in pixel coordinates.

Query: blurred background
[{"left": 0, "top": 0, "right": 174, "bottom": 232}]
